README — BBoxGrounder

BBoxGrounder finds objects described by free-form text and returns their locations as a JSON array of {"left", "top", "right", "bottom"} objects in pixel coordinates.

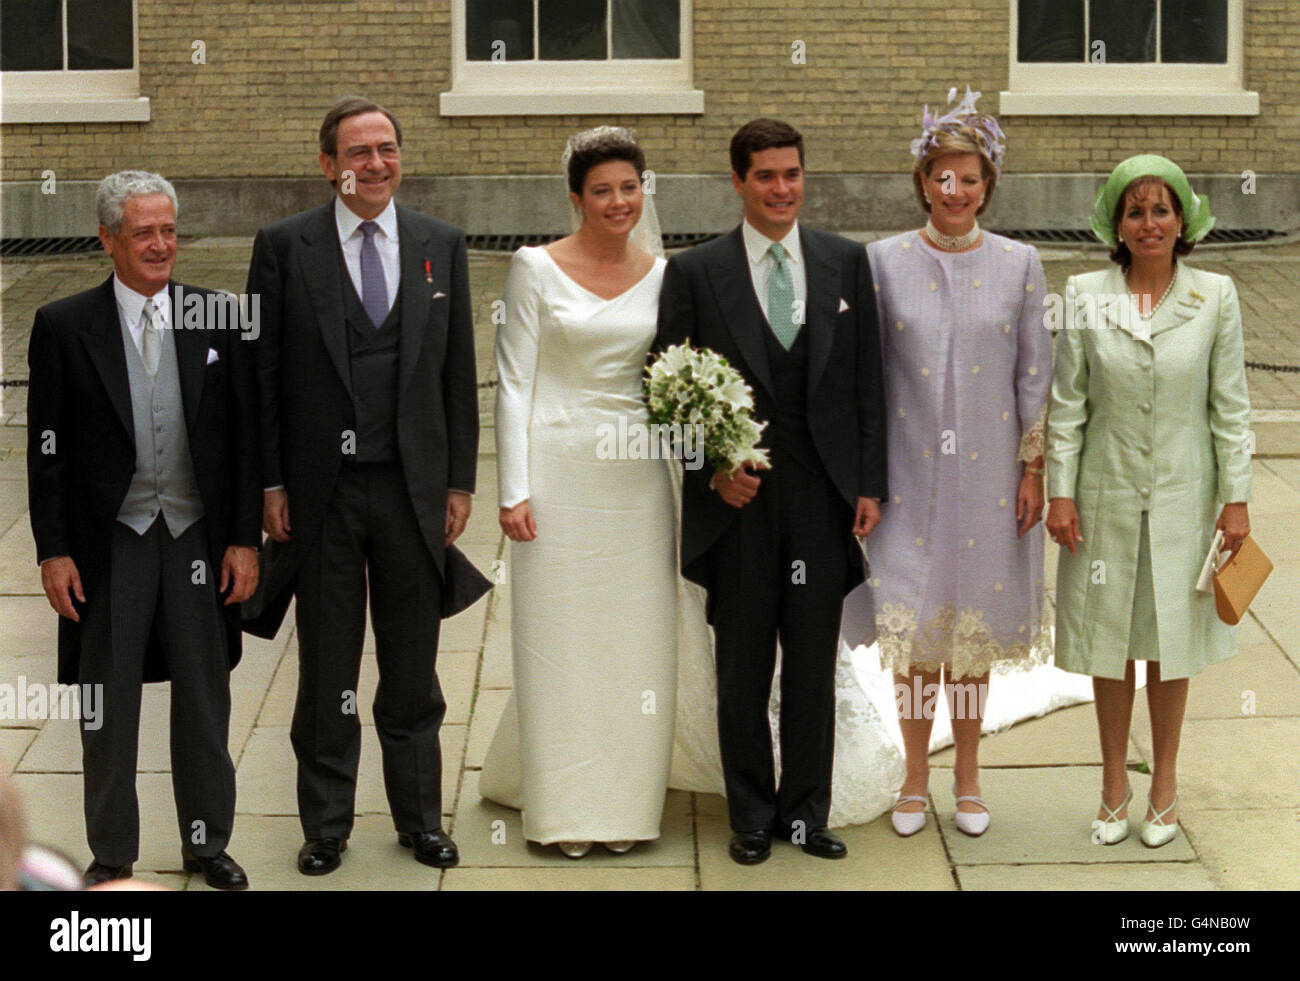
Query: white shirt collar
[
  {"left": 113, "top": 274, "right": 170, "bottom": 338},
  {"left": 334, "top": 196, "right": 398, "bottom": 245},
  {"left": 742, "top": 218, "right": 802, "bottom": 267}
]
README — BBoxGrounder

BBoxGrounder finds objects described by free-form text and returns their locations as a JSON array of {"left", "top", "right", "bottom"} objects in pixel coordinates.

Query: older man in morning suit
[
  {"left": 27, "top": 172, "right": 261, "bottom": 889},
  {"left": 246, "top": 97, "right": 481, "bottom": 874}
]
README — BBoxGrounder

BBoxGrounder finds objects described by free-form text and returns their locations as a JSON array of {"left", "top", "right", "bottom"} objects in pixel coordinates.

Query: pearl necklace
[
  {"left": 924, "top": 218, "right": 981, "bottom": 252},
  {"left": 1131, "top": 269, "right": 1177, "bottom": 321}
]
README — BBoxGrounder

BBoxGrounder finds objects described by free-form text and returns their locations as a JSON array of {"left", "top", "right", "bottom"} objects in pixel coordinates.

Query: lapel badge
[
  {"left": 424, "top": 259, "right": 434, "bottom": 285},
  {"left": 1188, "top": 288, "right": 1205, "bottom": 304}
]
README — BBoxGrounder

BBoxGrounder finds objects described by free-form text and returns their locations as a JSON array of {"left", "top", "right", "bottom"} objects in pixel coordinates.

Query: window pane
[
  {"left": 1, "top": 0, "right": 63, "bottom": 71},
  {"left": 1018, "top": 0, "right": 1084, "bottom": 61},
  {"left": 67, "top": 0, "right": 133, "bottom": 69},
  {"left": 539, "top": 0, "right": 605, "bottom": 60},
  {"left": 612, "top": 0, "right": 679, "bottom": 59},
  {"left": 1091, "top": 0, "right": 1156, "bottom": 63},
  {"left": 1162, "top": 0, "right": 1227, "bottom": 63},
  {"left": 466, "top": 0, "right": 533, "bottom": 61}
]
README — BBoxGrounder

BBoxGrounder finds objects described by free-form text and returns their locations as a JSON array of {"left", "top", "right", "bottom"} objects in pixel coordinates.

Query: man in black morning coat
[
  {"left": 245, "top": 97, "right": 484, "bottom": 875},
  {"left": 27, "top": 171, "right": 261, "bottom": 889},
  {"left": 654, "top": 120, "right": 887, "bottom": 866}
]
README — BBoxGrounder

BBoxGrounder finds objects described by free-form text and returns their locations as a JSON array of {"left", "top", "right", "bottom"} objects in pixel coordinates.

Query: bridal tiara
[
  {"left": 910, "top": 85, "right": 1006, "bottom": 174},
  {"left": 561, "top": 125, "right": 639, "bottom": 174}
]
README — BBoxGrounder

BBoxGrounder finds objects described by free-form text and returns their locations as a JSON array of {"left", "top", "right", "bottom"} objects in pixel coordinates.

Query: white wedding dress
[{"left": 479, "top": 249, "right": 1093, "bottom": 835}]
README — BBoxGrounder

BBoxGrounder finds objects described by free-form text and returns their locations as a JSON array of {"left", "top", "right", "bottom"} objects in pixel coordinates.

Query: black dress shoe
[
  {"left": 83, "top": 861, "right": 133, "bottom": 887},
  {"left": 728, "top": 830, "right": 772, "bottom": 865},
  {"left": 398, "top": 829, "right": 459, "bottom": 869},
  {"left": 297, "top": 838, "right": 347, "bottom": 876},
  {"left": 801, "top": 827, "right": 848, "bottom": 859},
  {"left": 182, "top": 850, "right": 250, "bottom": 890}
]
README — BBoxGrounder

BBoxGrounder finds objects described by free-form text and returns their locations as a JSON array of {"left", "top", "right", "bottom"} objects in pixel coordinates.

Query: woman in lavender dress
[{"left": 842, "top": 89, "right": 1053, "bottom": 838}]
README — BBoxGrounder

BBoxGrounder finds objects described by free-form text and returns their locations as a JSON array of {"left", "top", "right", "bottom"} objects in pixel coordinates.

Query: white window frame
[
  {"left": 0, "top": 0, "right": 149, "bottom": 123},
  {"left": 440, "top": 0, "right": 703, "bottom": 116},
  {"left": 1000, "top": 0, "right": 1258, "bottom": 115}
]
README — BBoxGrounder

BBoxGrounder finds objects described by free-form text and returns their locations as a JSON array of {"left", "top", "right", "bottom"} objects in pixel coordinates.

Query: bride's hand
[{"left": 499, "top": 501, "right": 537, "bottom": 542}]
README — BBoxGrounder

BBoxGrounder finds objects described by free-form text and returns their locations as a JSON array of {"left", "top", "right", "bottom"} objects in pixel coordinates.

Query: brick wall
[{"left": 2, "top": 0, "right": 1295, "bottom": 181}]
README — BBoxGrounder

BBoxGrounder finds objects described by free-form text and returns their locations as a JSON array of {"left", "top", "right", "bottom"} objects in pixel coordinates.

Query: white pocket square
[
  {"left": 838, "top": 298, "right": 850, "bottom": 313},
  {"left": 205, "top": 348, "right": 220, "bottom": 365},
  {"left": 431, "top": 291, "right": 447, "bottom": 300}
]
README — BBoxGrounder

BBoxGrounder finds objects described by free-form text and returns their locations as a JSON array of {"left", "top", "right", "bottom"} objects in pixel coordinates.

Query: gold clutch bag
[{"left": 1212, "top": 536, "right": 1273, "bottom": 626}]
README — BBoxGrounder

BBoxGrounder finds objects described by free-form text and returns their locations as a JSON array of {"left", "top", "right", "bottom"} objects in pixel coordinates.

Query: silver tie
[{"left": 140, "top": 298, "right": 163, "bottom": 376}]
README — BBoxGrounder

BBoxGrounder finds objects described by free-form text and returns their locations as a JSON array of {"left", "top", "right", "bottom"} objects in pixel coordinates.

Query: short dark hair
[
  {"left": 319, "top": 96, "right": 403, "bottom": 158},
  {"left": 1110, "top": 176, "right": 1195, "bottom": 270},
  {"left": 566, "top": 133, "right": 646, "bottom": 196},
  {"left": 730, "top": 119, "right": 804, "bottom": 180}
]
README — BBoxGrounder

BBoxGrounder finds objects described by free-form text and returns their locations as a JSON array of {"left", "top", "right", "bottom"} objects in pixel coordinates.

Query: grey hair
[{"left": 96, "top": 170, "right": 178, "bottom": 232}]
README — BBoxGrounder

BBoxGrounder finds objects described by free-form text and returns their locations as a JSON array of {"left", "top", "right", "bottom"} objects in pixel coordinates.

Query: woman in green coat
[{"left": 1045, "top": 155, "right": 1252, "bottom": 849}]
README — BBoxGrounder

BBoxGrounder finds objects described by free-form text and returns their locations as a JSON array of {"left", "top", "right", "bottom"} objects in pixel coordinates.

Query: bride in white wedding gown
[{"left": 479, "top": 127, "right": 1092, "bottom": 836}]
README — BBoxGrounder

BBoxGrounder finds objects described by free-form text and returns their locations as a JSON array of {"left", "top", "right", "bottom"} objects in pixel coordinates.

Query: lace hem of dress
[
  {"left": 877, "top": 598, "right": 1052, "bottom": 681},
  {"left": 1017, "top": 405, "right": 1047, "bottom": 463}
]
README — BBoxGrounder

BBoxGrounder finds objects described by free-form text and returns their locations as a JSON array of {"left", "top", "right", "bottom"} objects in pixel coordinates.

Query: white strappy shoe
[
  {"left": 1090, "top": 785, "right": 1133, "bottom": 845},
  {"left": 1140, "top": 795, "right": 1179, "bottom": 848},
  {"left": 891, "top": 795, "right": 928, "bottom": 837},
  {"left": 952, "top": 782, "right": 990, "bottom": 837}
]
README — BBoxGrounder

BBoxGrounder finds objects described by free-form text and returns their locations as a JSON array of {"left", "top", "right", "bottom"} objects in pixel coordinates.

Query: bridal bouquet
[{"left": 643, "top": 341, "right": 770, "bottom": 473}]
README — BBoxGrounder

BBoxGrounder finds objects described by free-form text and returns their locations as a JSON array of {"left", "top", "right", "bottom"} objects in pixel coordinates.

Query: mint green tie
[{"left": 767, "top": 242, "right": 797, "bottom": 349}]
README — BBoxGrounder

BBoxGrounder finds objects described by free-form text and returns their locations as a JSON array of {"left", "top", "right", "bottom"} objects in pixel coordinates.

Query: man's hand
[
  {"left": 1046, "top": 498, "right": 1084, "bottom": 554},
  {"left": 40, "top": 556, "right": 85, "bottom": 622},
  {"left": 220, "top": 545, "right": 259, "bottom": 605},
  {"left": 853, "top": 497, "right": 881, "bottom": 537},
  {"left": 263, "top": 488, "right": 291, "bottom": 542},
  {"left": 445, "top": 491, "right": 472, "bottom": 546},
  {"left": 499, "top": 500, "right": 537, "bottom": 543},
  {"left": 713, "top": 464, "right": 763, "bottom": 508}
]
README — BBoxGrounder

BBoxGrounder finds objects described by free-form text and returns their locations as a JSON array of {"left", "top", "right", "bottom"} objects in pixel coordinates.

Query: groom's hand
[
  {"left": 713, "top": 465, "right": 762, "bottom": 508},
  {"left": 853, "top": 497, "right": 881, "bottom": 537}
]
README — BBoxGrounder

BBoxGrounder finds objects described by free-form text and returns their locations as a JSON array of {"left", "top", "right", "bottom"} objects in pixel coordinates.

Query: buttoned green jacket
[{"left": 1046, "top": 263, "right": 1253, "bottom": 679}]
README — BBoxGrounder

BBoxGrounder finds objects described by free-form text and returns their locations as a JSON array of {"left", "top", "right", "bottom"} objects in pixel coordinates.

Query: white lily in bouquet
[{"left": 643, "top": 341, "right": 771, "bottom": 474}]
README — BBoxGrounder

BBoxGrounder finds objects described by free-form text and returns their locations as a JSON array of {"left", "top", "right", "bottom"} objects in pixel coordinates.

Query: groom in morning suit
[
  {"left": 247, "top": 97, "right": 480, "bottom": 874},
  {"left": 27, "top": 172, "right": 261, "bottom": 888},
  {"left": 655, "top": 120, "right": 888, "bottom": 865}
]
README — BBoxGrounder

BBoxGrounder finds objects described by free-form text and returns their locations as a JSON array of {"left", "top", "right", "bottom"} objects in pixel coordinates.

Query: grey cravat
[
  {"left": 767, "top": 242, "right": 798, "bottom": 349},
  {"left": 359, "top": 220, "right": 390, "bottom": 328},
  {"left": 140, "top": 298, "right": 163, "bottom": 376}
]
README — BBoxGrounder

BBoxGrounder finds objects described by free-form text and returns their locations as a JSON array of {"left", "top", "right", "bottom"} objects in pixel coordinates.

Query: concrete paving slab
[
  {"left": 1262, "top": 457, "right": 1300, "bottom": 494},
  {"left": 440, "top": 604, "right": 488, "bottom": 653},
  {"left": 255, "top": 652, "right": 298, "bottom": 728},
  {"left": 1180, "top": 807, "right": 1300, "bottom": 890},
  {"left": 1130, "top": 717, "right": 1300, "bottom": 810},
  {"left": 464, "top": 687, "right": 510, "bottom": 768},
  {"left": 440, "top": 648, "right": 479, "bottom": 726},
  {"left": 1182, "top": 618, "right": 1300, "bottom": 719},
  {"left": 0, "top": 725, "right": 36, "bottom": 772},
  {"left": 932, "top": 766, "right": 1197, "bottom": 865},
  {"left": 694, "top": 790, "right": 955, "bottom": 890},
  {"left": 480, "top": 615, "right": 512, "bottom": 690},
  {"left": 442, "top": 866, "right": 695, "bottom": 890},
  {"left": 0, "top": 517, "right": 41, "bottom": 594},
  {"left": 931, "top": 701, "right": 1140, "bottom": 767},
  {"left": 450, "top": 770, "right": 695, "bottom": 869},
  {"left": 1247, "top": 570, "right": 1300, "bottom": 672},
  {"left": 957, "top": 861, "right": 1216, "bottom": 890},
  {"left": 0, "top": 652, "right": 57, "bottom": 690},
  {"left": 0, "top": 596, "right": 58, "bottom": 658}
]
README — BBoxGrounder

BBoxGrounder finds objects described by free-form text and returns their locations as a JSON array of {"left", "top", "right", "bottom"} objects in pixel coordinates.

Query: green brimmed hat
[{"left": 1089, "top": 154, "right": 1215, "bottom": 248}]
